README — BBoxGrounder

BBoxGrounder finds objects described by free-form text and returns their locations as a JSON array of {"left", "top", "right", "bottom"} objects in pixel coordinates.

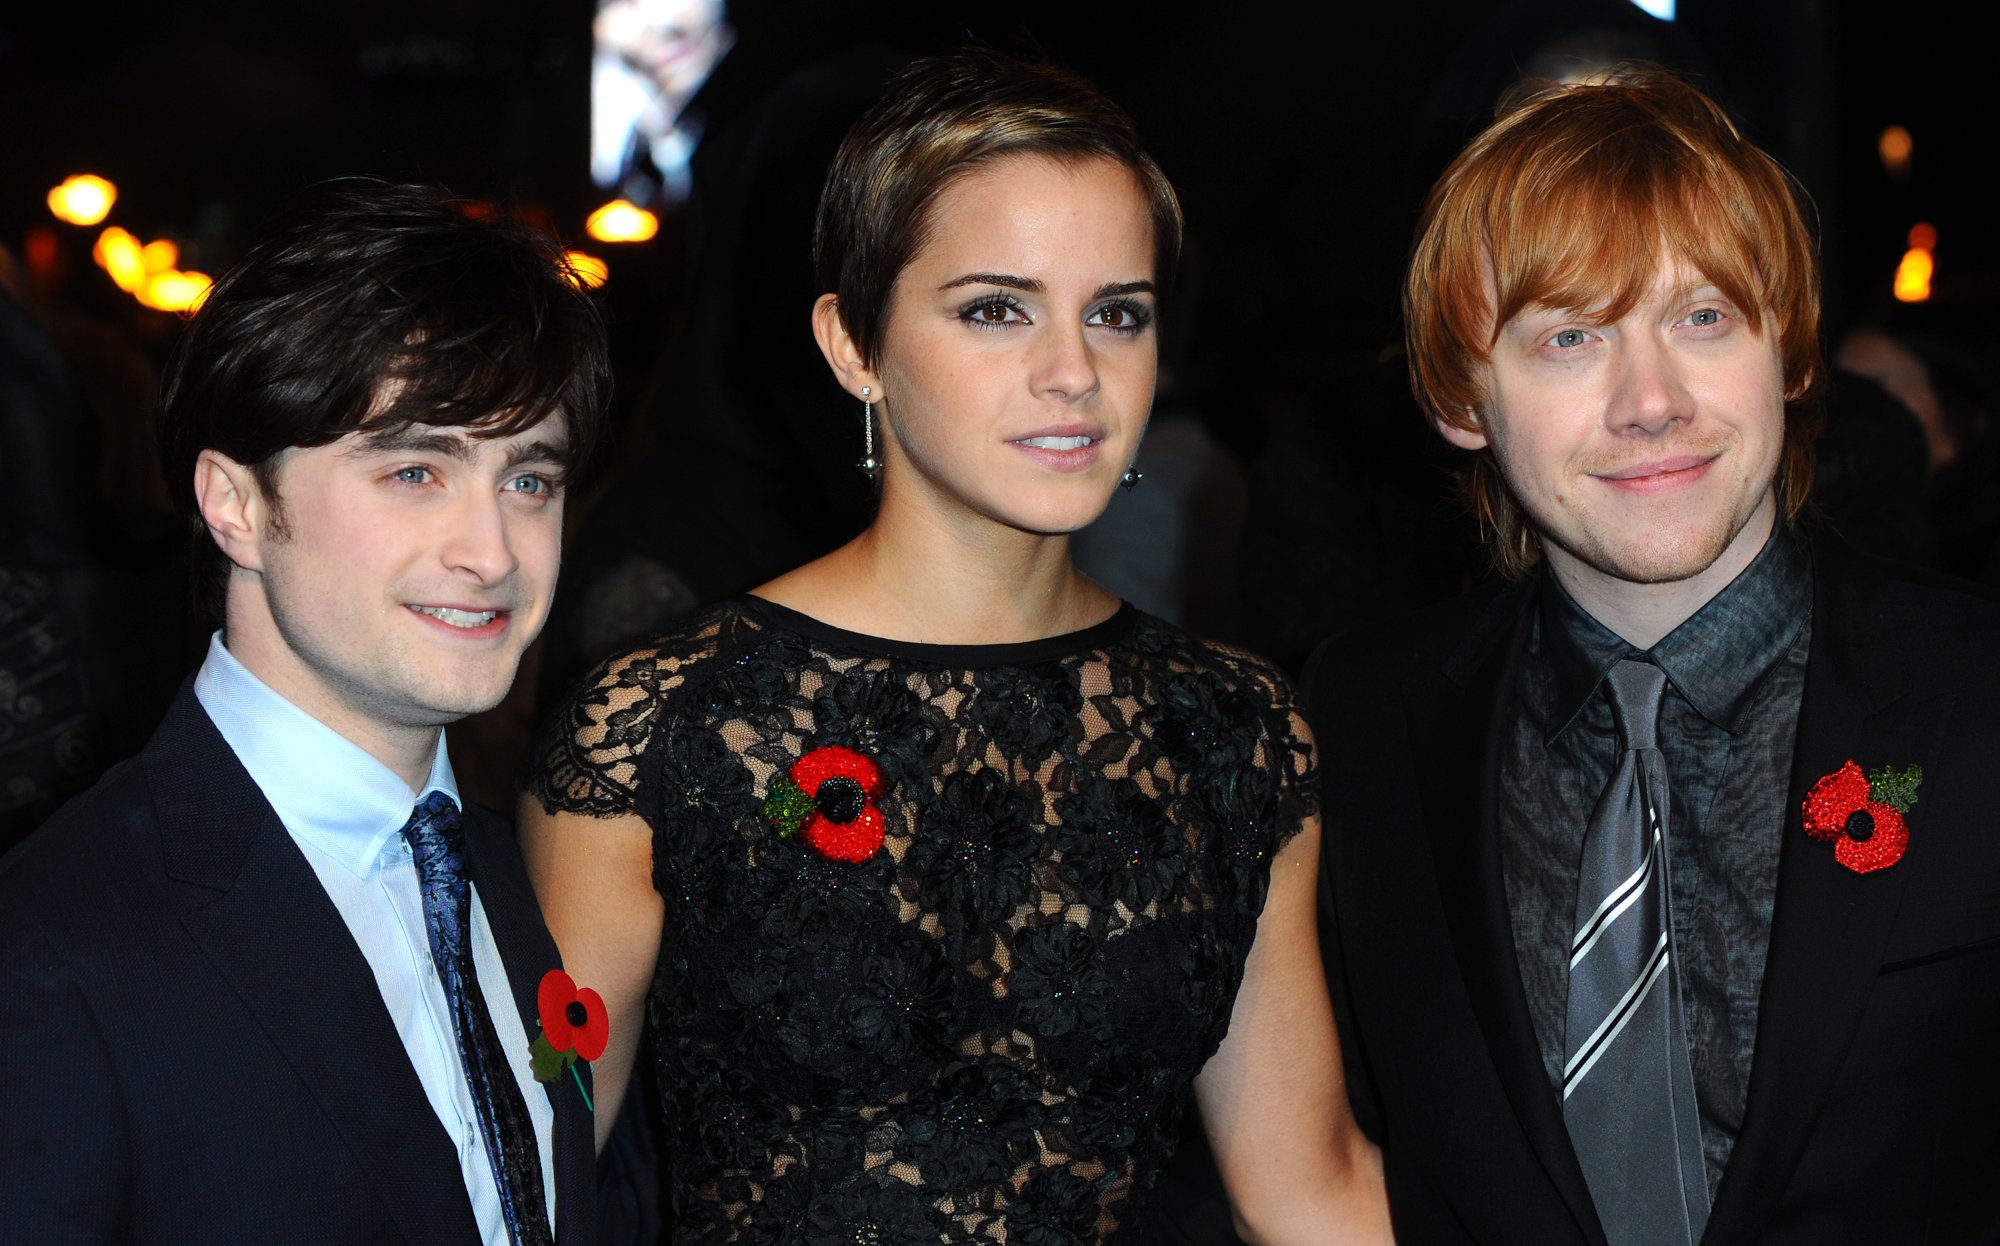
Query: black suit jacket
[
  {"left": 0, "top": 685, "right": 597, "bottom": 1244},
  {"left": 1308, "top": 534, "right": 2000, "bottom": 1245}
]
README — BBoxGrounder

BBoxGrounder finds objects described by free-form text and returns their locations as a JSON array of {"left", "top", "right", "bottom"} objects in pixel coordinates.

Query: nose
[
  {"left": 1033, "top": 320, "right": 1100, "bottom": 403},
  {"left": 440, "top": 489, "right": 520, "bottom": 586},
  {"left": 1607, "top": 332, "right": 1694, "bottom": 435}
]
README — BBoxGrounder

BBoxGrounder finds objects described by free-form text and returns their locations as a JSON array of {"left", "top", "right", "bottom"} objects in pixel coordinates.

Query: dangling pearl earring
[
  {"left": 857, "top": 386, "right": 883, "bottom": 478},
  {"left": 1119, "top": 467, "right": 1144, "bottom": 490}
]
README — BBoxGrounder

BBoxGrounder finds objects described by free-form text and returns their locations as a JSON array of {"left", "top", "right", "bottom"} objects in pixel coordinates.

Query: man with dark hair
[
  {"left": 0, "top": 180, "right": 611, "bottom": 1244},
  {"left": 1310, "top": 72, "right": 2000, "bottom": 1244}
]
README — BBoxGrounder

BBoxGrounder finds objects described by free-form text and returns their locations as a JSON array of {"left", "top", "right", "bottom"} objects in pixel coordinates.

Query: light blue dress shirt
[{"left": 194, "top": 633, "right": 556, "bottom": 1243}]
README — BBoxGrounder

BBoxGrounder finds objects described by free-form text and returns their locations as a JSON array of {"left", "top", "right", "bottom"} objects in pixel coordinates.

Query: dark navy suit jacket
[
  {"left": 1309, "top": 533, "right": 2000, "bottom": 1245},
  {"left": 0, "top": 685, "right": 597, "bottom": 1244}
]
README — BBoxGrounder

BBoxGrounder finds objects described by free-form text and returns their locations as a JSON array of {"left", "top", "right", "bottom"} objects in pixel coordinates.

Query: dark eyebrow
[
  {"left": 1094, "top": 280, "right": 1155, "bottom": 299},
  {"left": 350, "top": 427, "right": 473, "bottom": 462},
  {"left": 500, "top": 436, "right": 569, "bottom": 473},
  {"left": 940, "top": 272, "right": 1043, "bottom": 294},
  {"left": 937, "top": 275, "right": 1156, "bottom": 299},
  {"left": 347, "top": 426, "right": 569, "bottom": 474}
]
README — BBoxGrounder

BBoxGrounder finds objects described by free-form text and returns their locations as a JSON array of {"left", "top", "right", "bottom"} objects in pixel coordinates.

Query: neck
[
  {"left": 1545, "top": 498, "right": 1777, "bottom": 651},
  {"left": 756, "top": 495, "right": 1115, "bottom": 645},
  {"left": 223, "top": 604, "right": 441, "bottom": 793}
]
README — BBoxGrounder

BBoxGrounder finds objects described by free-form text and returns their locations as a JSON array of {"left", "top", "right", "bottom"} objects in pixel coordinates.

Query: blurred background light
[
  {"left": 565, "top": 250, "right": 610, "bottom": 288},
  {"left": 585, "top": 199, "right": 659, "bottom": 243},
  {"left": 137, "top": 270, "right": 213, "bottom": 313},
  {"left": 1878, "top": 125, "right": 1913, "bottom": 179},
  {"left": 47, "top": 174, "right": 118, "bottom": 226},
  {"left": 94, "top": 226, "right": 146, "bottom": 292},
  {"left": 1893, "top": 223, "right": 1935, "bottom": 303}
]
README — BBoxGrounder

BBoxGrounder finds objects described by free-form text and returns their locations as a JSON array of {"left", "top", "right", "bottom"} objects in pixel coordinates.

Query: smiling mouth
[
  {"left": 411, "top": 605, "right": 501, "bottom": 628},
  {"left": 1015, "top": 435, "right": 1096, "bottom": 451}
]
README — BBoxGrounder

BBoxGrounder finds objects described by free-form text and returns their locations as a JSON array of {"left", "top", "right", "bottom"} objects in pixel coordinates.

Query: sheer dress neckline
[
  {"left": 736, "top": 594, "right": 1137, "bottom": 667},
  {"left": 527, "top": 599, "right": 1316, "bottom": 1242}
]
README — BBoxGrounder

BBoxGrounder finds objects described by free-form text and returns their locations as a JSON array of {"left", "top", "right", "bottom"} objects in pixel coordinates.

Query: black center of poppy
[
  {"left": 565, "top": 1001, "right": 588, "bottom": 1027},
  {"left": 816, "top": 775, "right": 866, "bottom": 823},
  {"left": 1845, "top": 808, "right": 1876, "bottom": 842}
]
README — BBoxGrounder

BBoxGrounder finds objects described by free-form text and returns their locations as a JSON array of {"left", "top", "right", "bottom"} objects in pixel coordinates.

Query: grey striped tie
[{"left": 1562, "top": 659, "right": 1708, "bottom": 1246}]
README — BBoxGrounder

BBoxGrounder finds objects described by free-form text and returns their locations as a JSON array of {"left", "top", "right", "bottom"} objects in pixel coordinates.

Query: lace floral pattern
[{"left": 529, "top": 598, "right": 1316, "bottom": 1243}]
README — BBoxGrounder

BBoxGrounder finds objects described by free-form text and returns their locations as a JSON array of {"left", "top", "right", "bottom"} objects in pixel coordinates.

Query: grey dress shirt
[{"left": 1499, "top": 526, "right": 1812, "bottom": 1195}]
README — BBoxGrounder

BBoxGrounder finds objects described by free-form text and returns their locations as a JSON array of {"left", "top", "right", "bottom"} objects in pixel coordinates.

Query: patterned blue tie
[
  {"left": 1562, "top": 660, "right": 1708, "bottom": 1246},
  {"left": 402, "top": 791, "right": 553, "bottom": 1246}
]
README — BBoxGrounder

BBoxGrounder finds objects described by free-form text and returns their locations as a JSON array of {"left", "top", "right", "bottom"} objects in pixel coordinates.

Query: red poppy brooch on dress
[
  {"left": 530, "top": 969, "right": 607, "bottom": 1109},
  {"left": 762, "top": 745, "right": 887, "bottom": 863},
  {"left": 1802, "top": 760, "right": 1923, "bottom": 874}
]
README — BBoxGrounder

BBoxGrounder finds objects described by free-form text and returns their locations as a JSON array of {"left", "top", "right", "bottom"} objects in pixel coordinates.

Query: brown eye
[
  {"left": 978, "top": 302, "right": 1009, "bottom": 323},
  {"left": 1099, "top": 306, "right": 1127, "bottom": 328}
]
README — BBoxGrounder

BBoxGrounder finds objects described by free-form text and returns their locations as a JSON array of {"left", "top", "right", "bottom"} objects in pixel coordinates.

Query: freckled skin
[{"left": 1442, "top": 253, "right": 1789, "bottom": 612}]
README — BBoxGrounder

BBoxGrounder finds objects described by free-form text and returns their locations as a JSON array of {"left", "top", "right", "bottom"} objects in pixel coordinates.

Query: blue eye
[
  {"left": 1688, "top": 307, "right": 1722, "bottom": 326},
  {"left": 394, "top": 466, "right": 432, "bottom": 484},
  {"left": 1550, "top": 328, "right": 1590, "bottom": 349},
  {"left": 507, "top": 473, "right": 555, "bottom": 496}
]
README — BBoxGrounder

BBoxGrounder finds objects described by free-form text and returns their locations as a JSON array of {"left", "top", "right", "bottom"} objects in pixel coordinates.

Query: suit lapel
[
  {"left": 461, "top": 808, "right": 597, "bottom": 1246},
  {"left": 148, "top": 689, "right": 476, "bottom": 1245},
  {"left": 1415, "top": 584, "right": 1608, "bottom": 1246},
  {"left": 1703, "top": 539, "right": 1945, "bottom": 1242}
]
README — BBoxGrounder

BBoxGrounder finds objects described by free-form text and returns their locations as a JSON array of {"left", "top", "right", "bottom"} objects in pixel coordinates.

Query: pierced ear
[
  {"left": 1435, "top": 410, "right": 1490, "bottom": 452},
  {"left": 811, "top": 293, "right": 881, "bottom": 402},
  {"left": 193, "top": 450, "right": 269, "bottom": 572}
]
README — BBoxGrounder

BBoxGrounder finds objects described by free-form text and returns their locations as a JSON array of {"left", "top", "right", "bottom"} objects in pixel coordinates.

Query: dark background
[
  {"left": 1, "top": 0, "right": 1986, "bottom": 813},
  {"left": 3, "top": 0, "right": 1985, "bottom": 399}
]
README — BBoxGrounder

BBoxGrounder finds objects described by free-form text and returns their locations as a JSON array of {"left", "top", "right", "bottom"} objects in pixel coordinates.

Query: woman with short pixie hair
[{"left": 523, "top": 50, "right": 1389, "bottom": 1244}]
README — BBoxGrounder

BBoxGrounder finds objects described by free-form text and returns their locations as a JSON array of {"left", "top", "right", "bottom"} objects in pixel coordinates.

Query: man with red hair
[{"left": 1311, "top": 69, "right": 2000, "bottom": 1245}]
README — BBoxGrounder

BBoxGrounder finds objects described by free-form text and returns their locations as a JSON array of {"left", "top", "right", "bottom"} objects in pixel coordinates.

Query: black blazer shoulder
[{"left": 0, "top": 685, "right": 596, "bottom": 1245}]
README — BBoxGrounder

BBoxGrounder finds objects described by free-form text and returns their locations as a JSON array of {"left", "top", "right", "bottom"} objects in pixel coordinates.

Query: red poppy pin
[
  {"left": 530, "top": 969, "right": 607, "bottom": 1109},
  {"left": 763, "top": 745, "right": 887, "bottom": 863},
  {"left": 1802, "top": 760, "right": 1922, "bottom": 874}
]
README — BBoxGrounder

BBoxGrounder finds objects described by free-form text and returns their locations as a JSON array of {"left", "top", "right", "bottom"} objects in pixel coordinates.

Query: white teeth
[
  {"left": 414, "top": 606, "right": 497, "bottom": 628},
  {"left": 1018, "top": 435, "right": 1093, "bottom": 450}
]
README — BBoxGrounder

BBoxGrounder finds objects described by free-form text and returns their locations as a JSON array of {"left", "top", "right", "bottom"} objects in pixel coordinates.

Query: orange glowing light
[
  {"left": 564, "top": 251, "right": 609, "bottom": 289},
  {"left": 47, "top": 174, "right": 118, "bottom": 226},
  {"left": 1878, "top": 126, "right": 1913, "bottom": 178},
  {"left": 585, "top": 199, "right": 658, "bottom": 244},
  {"left": 137, "top": 270, "right": 213, "bottom": 313},
  {"left": 1908, "top": 221, "right": 1938, "bottom": 251},
  {"left": 140, "top": 238, "right": 180, "bottom": 275},
  {"left": 94, "top": 227, "right": 147, "bottom": 292},
  {"left": 1893, "top": 248, "right": 1933, "bottom": 303}
]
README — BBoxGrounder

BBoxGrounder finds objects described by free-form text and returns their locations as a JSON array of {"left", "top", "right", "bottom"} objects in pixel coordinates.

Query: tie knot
[
  {"left": 401, "top": 790, "right": 467, "bottom": 884},
  {"left": 1604, "top": 658, "right": 1667, "bottom": 752}
]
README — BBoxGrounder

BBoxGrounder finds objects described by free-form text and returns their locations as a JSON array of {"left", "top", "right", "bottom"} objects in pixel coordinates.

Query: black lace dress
[{"left": 529, "top": 597, "right": 1316, "bottom": 1243}]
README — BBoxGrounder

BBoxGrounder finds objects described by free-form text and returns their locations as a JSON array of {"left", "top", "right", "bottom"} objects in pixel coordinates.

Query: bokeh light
[
  {"left": 47, "top": 174, "right": 118, "bottom": 226},
  {"left": 564, "top": 251, "right": 610, "bottom": 289},
  {"left": 1878, "top": 126, "right": 1913, "bottom": 179},
  {"left": 137, "top": 270, "right": 213, "bottom": 313},
  {"left": 586, "top": 199, "right": 659, "bottom": 244}
]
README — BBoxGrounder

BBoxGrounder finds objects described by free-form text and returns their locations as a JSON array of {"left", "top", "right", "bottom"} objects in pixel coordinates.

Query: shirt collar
[
  {"left": 1536, "top": 524, "right": 1812, "bottom": 741},
  {"left": 192, "top": 631, "right": 459, "bottom": 878}
]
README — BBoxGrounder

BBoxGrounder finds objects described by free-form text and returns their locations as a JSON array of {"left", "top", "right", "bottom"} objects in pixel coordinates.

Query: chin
[{"left": 1569, "top": 522, "right": 1746, "bottom": 586}]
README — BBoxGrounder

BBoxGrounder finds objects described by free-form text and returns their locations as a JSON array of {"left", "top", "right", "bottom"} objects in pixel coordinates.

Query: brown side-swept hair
[
  {"left": 159, "top": 178, "right": 612, "bottom": 621},
  {"left": 1404, "top": 67, "right": 1824, "bottom": 577},
  {"left": 813, "top": 49, "right": 1183, "bottom": 367}
]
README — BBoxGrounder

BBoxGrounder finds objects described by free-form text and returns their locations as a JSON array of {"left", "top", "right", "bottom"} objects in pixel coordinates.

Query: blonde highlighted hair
[
  {"left": 1405, "top": 68, "right": 1824, "bottom": 577},
  {"left": 813, "top": 49, "right": 1183, "bottom": 369}
]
